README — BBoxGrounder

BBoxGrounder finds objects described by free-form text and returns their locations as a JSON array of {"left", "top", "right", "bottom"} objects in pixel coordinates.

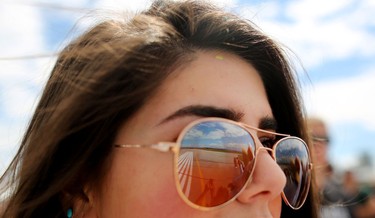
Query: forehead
[
  {"left": 142, "top": 50, "right": 272, "bottom": 125},
  {"left": 114, "top": 50, "right": 274, "bottom": 145},
  {"left": 307, "top": 119, "right": 328, "bottom": 135}
]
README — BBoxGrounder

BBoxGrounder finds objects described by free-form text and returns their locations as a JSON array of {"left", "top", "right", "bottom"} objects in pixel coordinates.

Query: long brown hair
[{"left": 0, "top": 0, "right": 318, "bottom": 217}]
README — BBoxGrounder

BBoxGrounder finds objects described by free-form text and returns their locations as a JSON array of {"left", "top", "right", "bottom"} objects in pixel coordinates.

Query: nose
[{"left": 236, "top": 149, "right": 286, "bottom": 205}]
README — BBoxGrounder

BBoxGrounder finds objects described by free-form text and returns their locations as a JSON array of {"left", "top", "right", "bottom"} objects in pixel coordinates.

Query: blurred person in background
[
  {"left": 307, "top": 117, "right": 352, "bottom": 218},
  {"left": 343, "top": 171, "right": 375, "bottom": 218}
]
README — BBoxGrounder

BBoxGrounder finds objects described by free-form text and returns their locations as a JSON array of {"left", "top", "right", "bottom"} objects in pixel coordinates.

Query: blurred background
[{"left": 1, "top": 0, "right": 374, "bottom": 188}]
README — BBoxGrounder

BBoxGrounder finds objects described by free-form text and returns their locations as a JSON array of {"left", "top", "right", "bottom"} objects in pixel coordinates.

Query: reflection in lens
[
  {"left": 275, "top": 138, "right": 310, "bottom": 208},
  {"left": 177, "top": 121, "right": 256, "bottom": 207}
]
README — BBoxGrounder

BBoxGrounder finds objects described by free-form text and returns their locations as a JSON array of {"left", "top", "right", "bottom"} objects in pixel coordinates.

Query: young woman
[{"left": 0, "top": 0, "right": 318, "bottom": 217}]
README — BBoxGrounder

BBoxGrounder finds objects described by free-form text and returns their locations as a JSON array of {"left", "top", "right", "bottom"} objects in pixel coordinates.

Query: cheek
[
  {"left": 147, "top": 176, "right": 189, "bottom": 213},
  {"left": 100, "top": 150, "right": 195, "bottom": 217},
  {"left": 135, "top": 163, "right": 198, "bottom": 217},
  {"left": 269, "top": 195, "right": 282, "bottom": 217}
]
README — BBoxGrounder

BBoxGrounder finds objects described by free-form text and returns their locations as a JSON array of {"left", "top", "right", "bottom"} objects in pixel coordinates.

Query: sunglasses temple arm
[
  {"left": 241, "top": 123, "right": 290, "bottom": 137},
  {"left": 115, "top": 142, "right": 177, "bottom": 153}
]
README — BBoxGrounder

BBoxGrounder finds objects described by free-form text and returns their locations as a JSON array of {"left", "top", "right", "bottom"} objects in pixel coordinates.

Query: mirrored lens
[
  {"left": 275, "top": 137, "right": 311, "bottom": 209},
  {"left": 177, "top": 120, "right": 256, "bottom": 207}
]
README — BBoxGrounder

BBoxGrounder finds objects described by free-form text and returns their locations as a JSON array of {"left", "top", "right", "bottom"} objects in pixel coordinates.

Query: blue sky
[{"left": 1, "top": 0, "right": 375, "bottom": 181}]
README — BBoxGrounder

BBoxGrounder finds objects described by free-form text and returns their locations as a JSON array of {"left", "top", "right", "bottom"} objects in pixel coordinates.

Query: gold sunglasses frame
[{"left": 115, "top": 117, "right": 313, "bottom": 211}]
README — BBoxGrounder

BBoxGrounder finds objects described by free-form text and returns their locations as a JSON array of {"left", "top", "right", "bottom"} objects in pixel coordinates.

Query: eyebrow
[
  {"left": 159, "top": 105, "right": 244, "bottom": 125},
  {"left": 258, "top": 116, "right": 278, "bottom": 131}
]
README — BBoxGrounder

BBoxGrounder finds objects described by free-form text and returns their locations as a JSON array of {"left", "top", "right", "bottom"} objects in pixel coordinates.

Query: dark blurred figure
[
  {"left": 343, "top": 171, "right": 375, "bottom": 218},
  {"left": 307, "top": 117, "right": 352, "bottom": 218}
]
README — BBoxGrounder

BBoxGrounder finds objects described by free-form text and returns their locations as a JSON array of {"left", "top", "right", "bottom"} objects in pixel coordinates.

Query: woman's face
[{"left": 84, "top": 51, "right": 286, "bottom": 217}]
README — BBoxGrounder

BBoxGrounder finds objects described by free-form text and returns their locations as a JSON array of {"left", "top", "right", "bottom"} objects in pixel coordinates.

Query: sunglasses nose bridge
[
  {"left": 257, "top": 147, "right": 275, "bottom": 160},
  {"left": 248, "top": 132, "right": 275, "bottom": 158}
]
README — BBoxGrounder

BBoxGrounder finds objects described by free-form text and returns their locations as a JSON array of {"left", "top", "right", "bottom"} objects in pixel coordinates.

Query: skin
[
  {"left": 78, "top": 50, "right": 287, "bottom": 217},
  {"left": 307, "top": 119, "right": 329, "bottom": 189},
  {"left": 307, "top": 120, "right": 329, "bottom": 166}
]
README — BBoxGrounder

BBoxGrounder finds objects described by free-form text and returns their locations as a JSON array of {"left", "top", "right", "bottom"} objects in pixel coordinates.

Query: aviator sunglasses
[{"left": 115, "top": 117, "right": 312, "bottom": 210}]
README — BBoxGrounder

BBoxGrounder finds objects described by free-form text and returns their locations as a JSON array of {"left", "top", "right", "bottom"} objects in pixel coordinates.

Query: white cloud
[
  {"left": 239, "top": 1, "right": 282, "bottom": 22},
  {"left": 222, "top": 123, "right": 247, "bottom": 137},
  {"left": 208, "top": 0, "right": 239, "bottom": 8},
  {"left": 206, "top": 129, "right": 225, "bottom": 139},
  {"left": 185, "top": 128, "right": 204, "bottom": 139},
  {"left": 239, "top": 0, "right": 375, "bottom": 68},
  {"left": 332, "top": 153, "right": 359, "bottom": 170},
  {"left": 286, "top": 0, "right": 353, "bottom": 21},
  {"left": 303, "top": 68, "right": 375, "bottom": 131},
  {"left": 0, "top": 3, "right": 52, "bottom": 174},
  {"left": 0, "top": 122, "right": 25, "bottom": 175},
  {"left": 0, "top": 4, "right": 44, "bottom": 57},
  {"left": 0, "top": 59, "right": 52, "bottom": 117},
  {"left": 93, "top": 0, "right": 239, "bottom": 14},
  {"left": 0, "top": 63, "right": 52, "bottom": 177},
  {"left": 93, "top": 0, "right": 151, "bottom": 11},
  {"left": 27, "top": 0, "right": 92, "bottom": 7}
]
